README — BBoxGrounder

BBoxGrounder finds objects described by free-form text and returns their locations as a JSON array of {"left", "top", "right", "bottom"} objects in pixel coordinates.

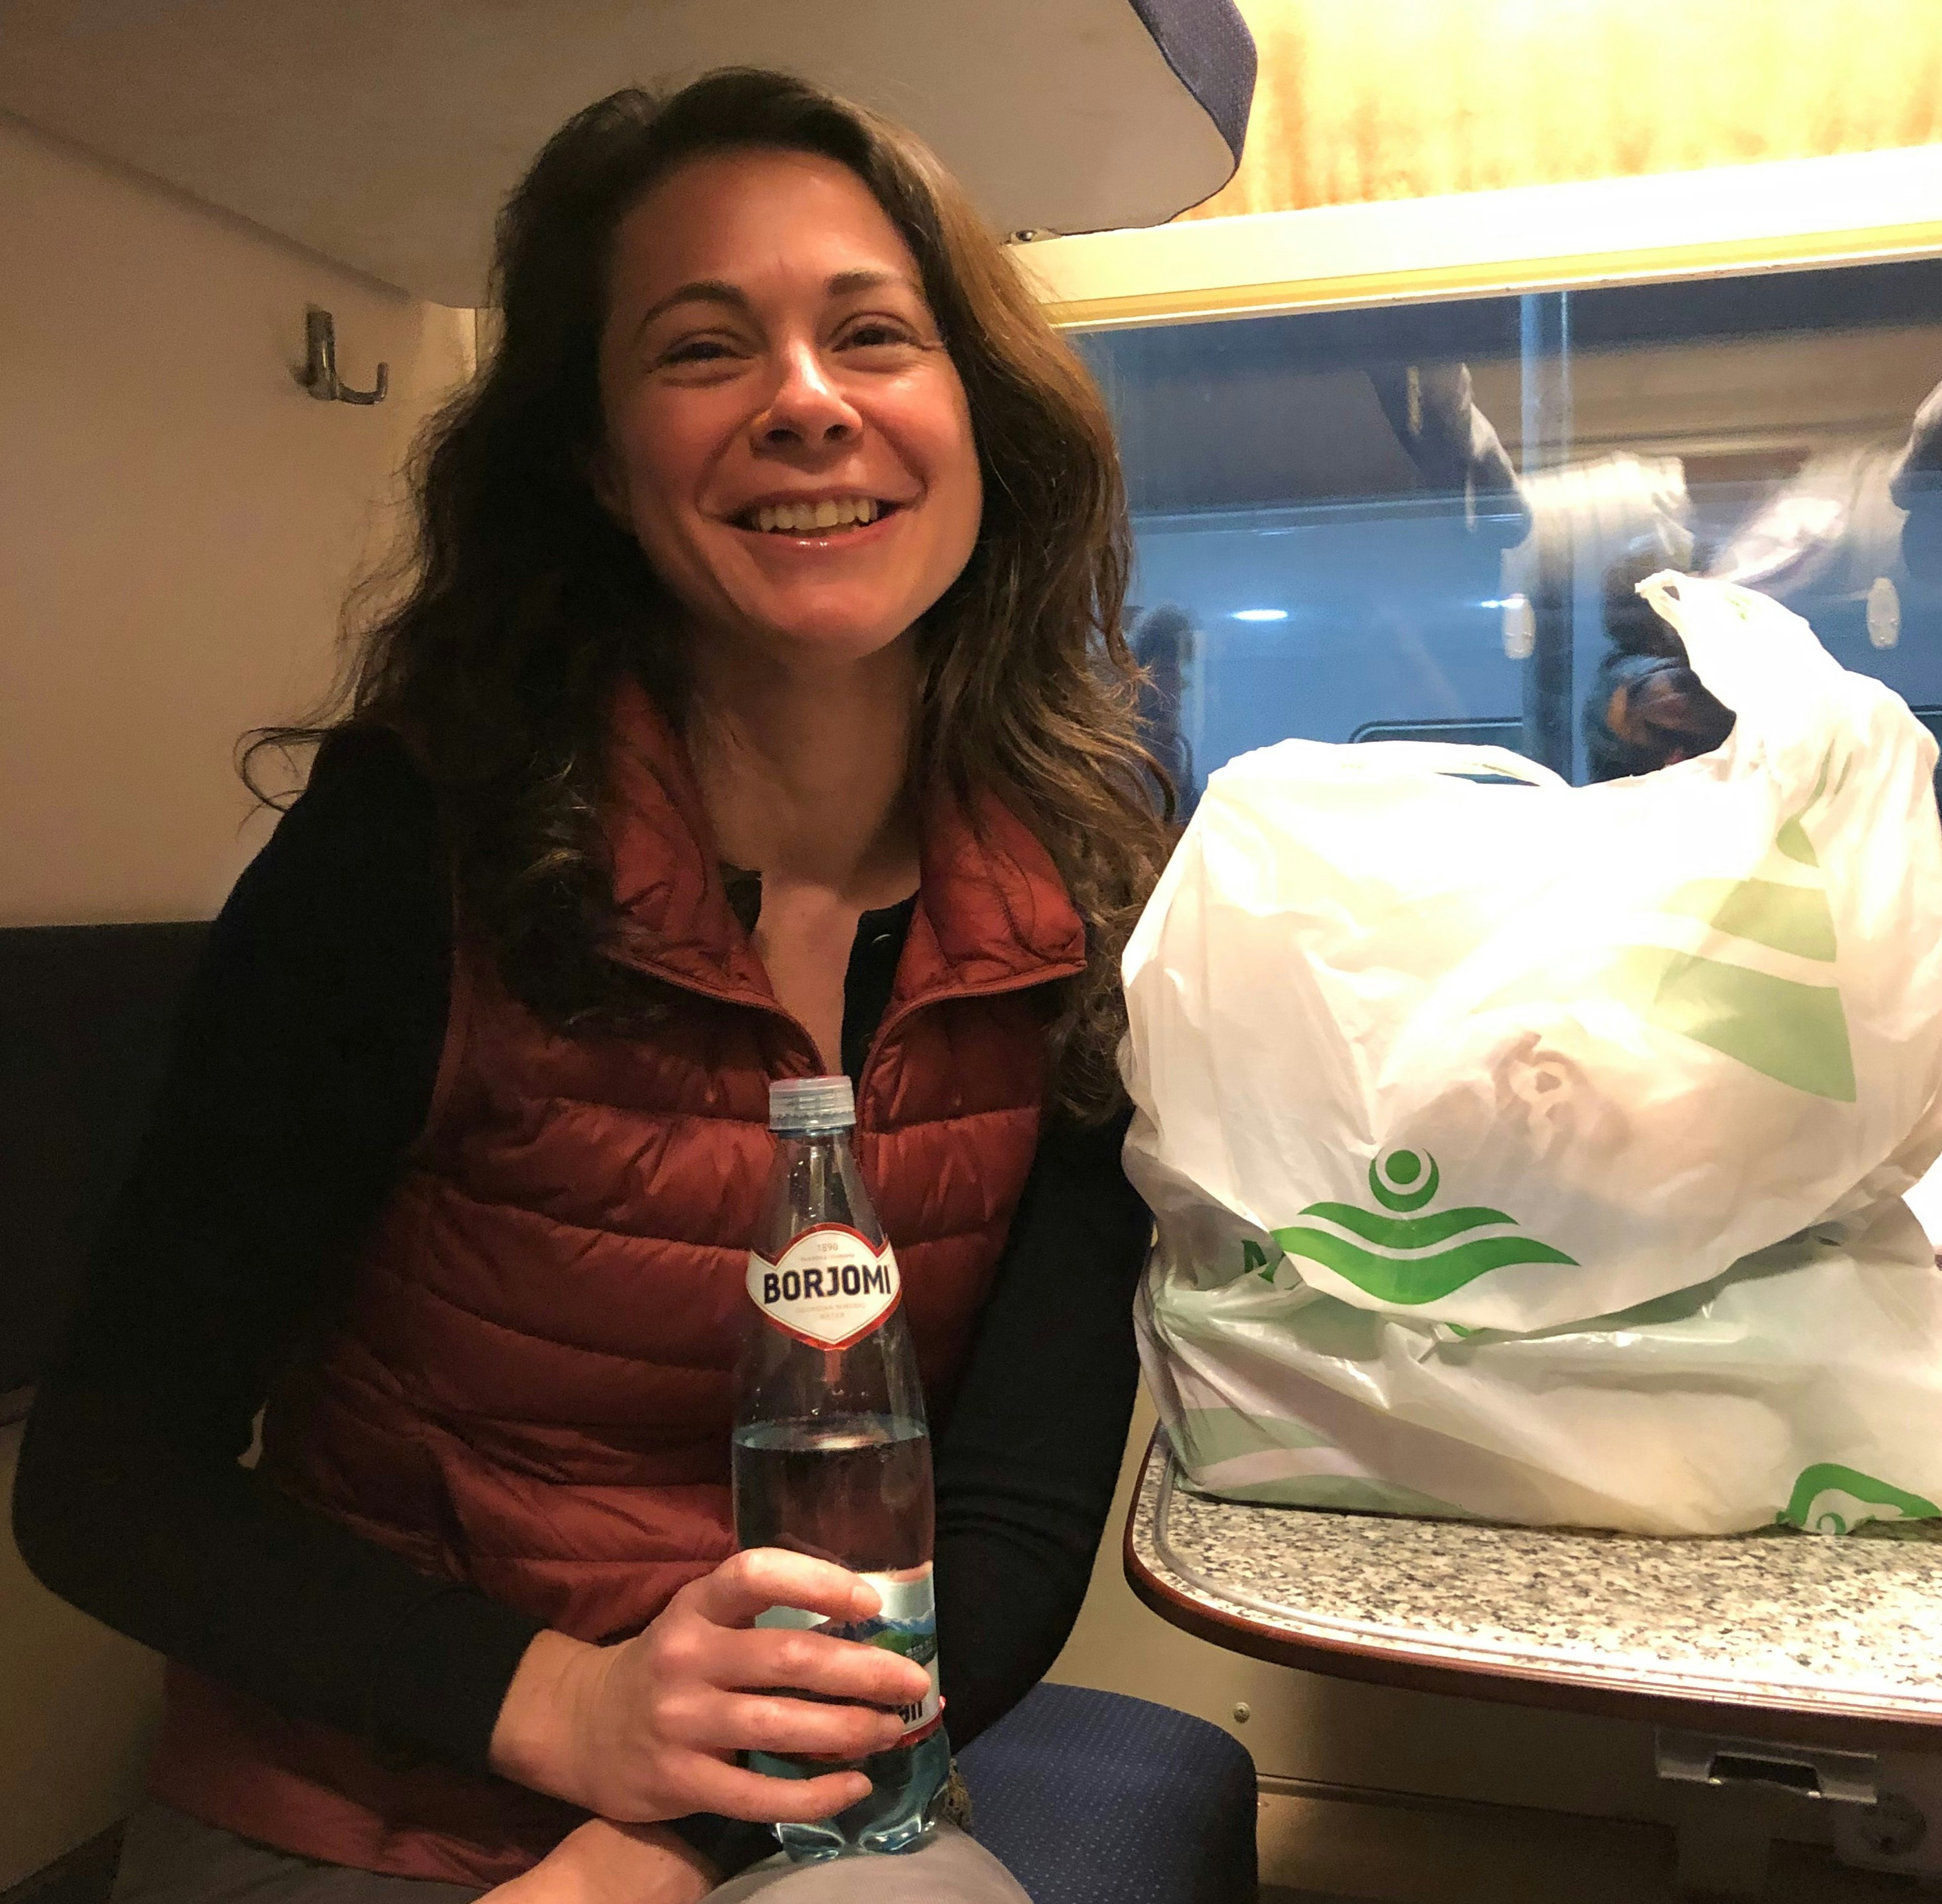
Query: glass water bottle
[{"left": 732, "top": 1074, "right": 948, "bottom": 1860}]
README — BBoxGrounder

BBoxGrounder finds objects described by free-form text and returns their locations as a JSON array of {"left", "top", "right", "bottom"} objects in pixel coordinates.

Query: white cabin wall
[
  {"left": 0, "top": 112, "right": 470, "bottom": 1890},
  {"left": 0, "top": 112, "right": 473, "bottom": 929}
]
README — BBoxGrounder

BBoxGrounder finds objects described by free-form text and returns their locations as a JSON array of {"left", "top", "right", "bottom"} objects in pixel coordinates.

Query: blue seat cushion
[{"left": 957, "top": 1683, "right": 1258, "bottom": 1903}]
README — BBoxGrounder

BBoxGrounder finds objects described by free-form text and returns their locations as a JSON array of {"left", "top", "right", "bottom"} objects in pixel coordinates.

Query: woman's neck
[{"left": 683, "top": 632, "right": 922, "bottom": 906}]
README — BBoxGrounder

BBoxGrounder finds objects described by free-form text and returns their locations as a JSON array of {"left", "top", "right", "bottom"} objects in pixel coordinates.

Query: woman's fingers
[
  {"left": 681, "top": 1690, "right": 907, "bottom": 1759},
  {"left": 517, "top": 1550, "right": 934, "bottom": 1825},
  {"left": 707, "top": 1623, "right": 931, "bottom": 1709},
  {"left": 687, "top": 1547, "right": 880, "bottom": 1629},
  {"left": 673, "top": 1756, "right": 875, "bottom": 1825}
]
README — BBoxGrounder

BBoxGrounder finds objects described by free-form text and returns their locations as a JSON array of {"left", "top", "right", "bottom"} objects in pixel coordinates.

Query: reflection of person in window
[
  {"left": 1130, "top": 604, "right": 1198, "bottom": 820},
  {"left": 1582, "top": 543, "right": 1734, "bottom": 783},
  {"left": 1893, "top": 380, "right": 1942, "bottom": 588},
  {"left": 1709, "top": 374, "right": 1942, "bottom": 636},
  {"left": 1585, "top": 379, "right": 1942, "bottom": 781}
]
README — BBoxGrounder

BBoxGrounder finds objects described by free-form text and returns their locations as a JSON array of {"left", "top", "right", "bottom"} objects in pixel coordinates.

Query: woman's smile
[{"left": 737, "top": 493, "right": 886, "bottom": 533}]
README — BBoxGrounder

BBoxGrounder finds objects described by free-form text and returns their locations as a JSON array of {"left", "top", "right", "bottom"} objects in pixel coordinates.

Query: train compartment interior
[{"left": 8, "top": 5, "right": 1942, "bottom": 1900}]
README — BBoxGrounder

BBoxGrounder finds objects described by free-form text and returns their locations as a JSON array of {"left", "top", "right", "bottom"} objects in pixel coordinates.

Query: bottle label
[
  {"left": 755, "top": 1565, "right": 943, "bottom": 1742},
  {"left": 746, "top": 1225, "right": 902, "bottom": 1350}
]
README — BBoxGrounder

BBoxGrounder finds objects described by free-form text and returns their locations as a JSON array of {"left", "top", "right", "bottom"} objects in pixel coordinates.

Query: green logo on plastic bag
[
  {"left": 1272, "top": 1150, "right": 1578, "bottom": 1305},
  {"left": 1613, "top": 758, "right": 1856, "bottom": 1101},
  {"left": 1775, "top": 1462, "right": 1940, "bottom": 1535}
]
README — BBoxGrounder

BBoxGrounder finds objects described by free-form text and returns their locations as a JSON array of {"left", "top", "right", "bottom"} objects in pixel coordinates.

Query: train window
[{"left": 1075, "top": 258, "right": 1942, "bottom": 804}]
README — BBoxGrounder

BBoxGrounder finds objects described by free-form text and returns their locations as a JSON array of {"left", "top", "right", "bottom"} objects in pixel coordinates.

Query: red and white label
[{"left": 746, "top": 1224, "right": 901, "bottom": 1350}]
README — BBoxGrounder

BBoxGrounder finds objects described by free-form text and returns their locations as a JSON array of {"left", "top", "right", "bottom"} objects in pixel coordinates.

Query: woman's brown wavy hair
[{"left": 248, "top": 68, "right": 1172, "bottom": 1122}]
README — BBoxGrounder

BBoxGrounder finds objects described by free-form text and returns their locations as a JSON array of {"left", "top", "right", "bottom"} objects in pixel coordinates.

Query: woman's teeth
[{"left": 749, "top": 497, "right": 881, "bottom": 534}]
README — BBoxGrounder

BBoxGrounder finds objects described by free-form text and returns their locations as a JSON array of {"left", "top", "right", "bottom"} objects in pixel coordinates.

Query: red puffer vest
[{"left": 147, "top": 681, "right": 1085, "bottom": 1885}]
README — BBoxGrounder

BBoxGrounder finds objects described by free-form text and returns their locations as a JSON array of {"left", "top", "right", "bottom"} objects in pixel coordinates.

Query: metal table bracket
[{"left": 1655, "top": 1728, "right": 1879, "bottom": 1805}]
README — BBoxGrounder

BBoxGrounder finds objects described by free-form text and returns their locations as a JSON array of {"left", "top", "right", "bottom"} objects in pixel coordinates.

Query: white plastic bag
[{"left": 1126, "top": 574, "right": 1942, "bottom": 1533}]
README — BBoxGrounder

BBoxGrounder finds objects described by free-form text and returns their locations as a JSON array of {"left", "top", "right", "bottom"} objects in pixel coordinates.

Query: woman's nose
[{"left": 754, "top": 340, "right": 862, "bottom": 451}]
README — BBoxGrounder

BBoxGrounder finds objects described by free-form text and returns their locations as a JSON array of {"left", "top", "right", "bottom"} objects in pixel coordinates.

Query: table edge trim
[{"left": 1124, "top": 1434, "right": 1942, "bottom": 1746}]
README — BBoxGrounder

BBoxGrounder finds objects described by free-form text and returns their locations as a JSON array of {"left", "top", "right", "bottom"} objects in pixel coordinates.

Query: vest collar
[{"left": 602, "top": 677, "right": 1085, "bottom": 1010}]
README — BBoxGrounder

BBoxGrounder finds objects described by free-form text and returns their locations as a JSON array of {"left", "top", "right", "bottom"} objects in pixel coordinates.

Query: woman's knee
[{"left": 703, "top": 1826, "right": 1030, "bottom": 1903}]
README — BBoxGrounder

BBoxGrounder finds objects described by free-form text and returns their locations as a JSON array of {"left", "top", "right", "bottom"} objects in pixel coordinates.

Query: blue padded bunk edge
[
  {"left": 958, "top": 1681, "right": 1259, "bottom": 1903},
  {"left": 1127, "top": 0, "right": 1259, "bottom": 182}
]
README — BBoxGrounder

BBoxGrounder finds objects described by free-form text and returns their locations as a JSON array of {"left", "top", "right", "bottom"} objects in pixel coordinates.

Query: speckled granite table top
[{"left": 1129, "top": 1437, "right": 1942, "bottom": 1733}]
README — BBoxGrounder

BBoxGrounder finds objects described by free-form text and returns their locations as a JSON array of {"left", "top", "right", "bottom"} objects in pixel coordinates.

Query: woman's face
[{"left": 596, "top": 146, "right": 983, "bottom": 671}]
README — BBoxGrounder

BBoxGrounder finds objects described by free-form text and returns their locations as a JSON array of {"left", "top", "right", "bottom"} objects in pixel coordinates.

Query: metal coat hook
[{"left": 297, "top": 307, "right": 388, "bottom": 405}]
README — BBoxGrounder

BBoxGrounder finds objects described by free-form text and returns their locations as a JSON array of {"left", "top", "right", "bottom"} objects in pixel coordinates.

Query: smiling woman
[
  {"left": 279, "top": 71, "right": 1167, "bottom": 1114},
  {"left": 12, "top": 67, "right": 1175, "bottom": 1904}
]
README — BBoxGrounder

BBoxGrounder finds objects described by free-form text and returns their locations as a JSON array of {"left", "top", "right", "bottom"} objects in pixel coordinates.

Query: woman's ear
[{"left": 586, "top": 444, "right": 631, "bottom": 530}]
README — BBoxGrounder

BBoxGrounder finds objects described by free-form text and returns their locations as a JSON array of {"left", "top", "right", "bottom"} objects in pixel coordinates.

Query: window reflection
[{"left": 1077, "top": 259, "right": 1942, "bottom": 802}]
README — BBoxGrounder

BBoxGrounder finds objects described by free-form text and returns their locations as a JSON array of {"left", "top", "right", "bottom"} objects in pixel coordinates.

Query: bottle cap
[{"left": 768, "top": 1075, "right": 856, "bottom": 1134}]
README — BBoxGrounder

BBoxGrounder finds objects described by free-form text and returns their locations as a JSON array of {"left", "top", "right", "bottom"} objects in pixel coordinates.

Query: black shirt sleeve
[
  {"left": 12, "top": 731, "right": 545, "bottom": 1776},
  {"left": 933, "top": 1106, "right": 1150, "bottom": 1751}
]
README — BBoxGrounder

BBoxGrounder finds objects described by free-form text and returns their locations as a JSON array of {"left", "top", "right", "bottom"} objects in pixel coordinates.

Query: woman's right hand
[{"left": 488, "top": 1548, "right": 934, "bottom": 1826}]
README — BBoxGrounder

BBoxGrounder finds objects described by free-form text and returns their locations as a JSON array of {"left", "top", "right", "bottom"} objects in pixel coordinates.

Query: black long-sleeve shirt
[{"left": 13, "top": 735, "right": 1149, "bottom": 1870}]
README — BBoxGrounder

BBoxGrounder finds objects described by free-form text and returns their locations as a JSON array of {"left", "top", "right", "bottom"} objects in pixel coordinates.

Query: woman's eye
[
  {"left": 841, "top": 321, "right": 921, "bottom": 352},
  {"left": 658, "top": 337, "right": 740, "bottom": 368}
]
